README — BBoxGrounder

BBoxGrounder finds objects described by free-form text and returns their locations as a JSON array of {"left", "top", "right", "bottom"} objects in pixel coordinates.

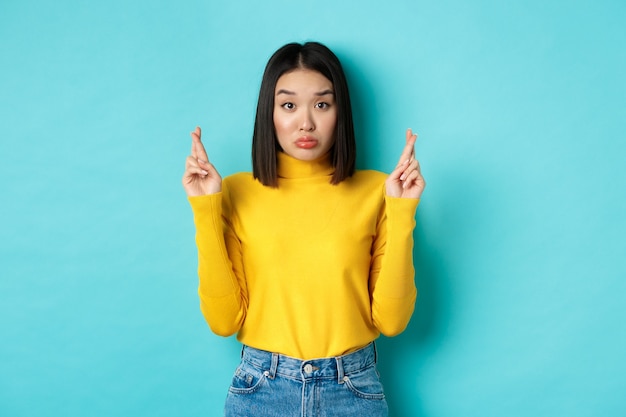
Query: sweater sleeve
[
  {"left": 188, "top": 191, "right": 247, "bottom": 336},
  {"left": 369, "top": 195, "right": 419, "bottom": 336}
]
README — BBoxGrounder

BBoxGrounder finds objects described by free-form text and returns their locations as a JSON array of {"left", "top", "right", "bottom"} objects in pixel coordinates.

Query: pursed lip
[{"left": 295, "top": 136, "right": 319, "bottom": 149}]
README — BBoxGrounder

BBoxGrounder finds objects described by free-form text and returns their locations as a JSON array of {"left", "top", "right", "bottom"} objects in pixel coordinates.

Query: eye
[
  {"left": 281, "top": 102, "right": 295, "bottom": 110},
  {"left": 315, "top": 102, "right": 330, "bottom": 110}
]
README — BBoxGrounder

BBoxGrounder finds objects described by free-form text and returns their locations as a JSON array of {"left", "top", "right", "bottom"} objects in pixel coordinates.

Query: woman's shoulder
[
  {"left": 222, "top": 172, "right": 264, "bottom": 194},
  {"left": 351, "top": 169, "right": 387, "bottom": 184},
  {"left": 342, "top": 169, "right": 387, "bottom": 196},
  {"left": 224, "top": 171, "right": 254, "bottom": 183}
]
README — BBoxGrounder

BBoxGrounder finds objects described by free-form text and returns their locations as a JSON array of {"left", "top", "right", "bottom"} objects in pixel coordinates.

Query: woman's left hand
[{"left": 385, "top": 128, "right": 426, "bottom": 199}]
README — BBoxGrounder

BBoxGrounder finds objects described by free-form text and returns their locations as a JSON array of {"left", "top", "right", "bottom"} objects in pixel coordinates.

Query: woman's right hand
[{"left": 182, "top": 126, "right": 222, "bottom": 196}]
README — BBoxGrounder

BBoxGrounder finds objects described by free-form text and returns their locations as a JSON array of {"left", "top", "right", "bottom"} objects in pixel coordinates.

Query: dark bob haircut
[{"left": 252, "top": 42, "right": 356, "bottom": 187}]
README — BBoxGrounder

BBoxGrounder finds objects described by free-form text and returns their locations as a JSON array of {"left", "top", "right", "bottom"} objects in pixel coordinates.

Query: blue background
[{"left": 1, "top": 0, "right": 625, "bottom": 416}]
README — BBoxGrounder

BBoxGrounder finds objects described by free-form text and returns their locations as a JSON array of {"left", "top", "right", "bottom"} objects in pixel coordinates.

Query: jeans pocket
[
  {"left": 343, "top": 366, "right": 386, "bottom": 400},
  {"left": 228, "top": 362, "right": 267, "bottom": 395}
]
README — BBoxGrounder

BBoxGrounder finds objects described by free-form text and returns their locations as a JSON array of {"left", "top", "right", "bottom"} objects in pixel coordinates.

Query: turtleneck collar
[{"left": 277, "top": 151, "right": 334, "bottom": 179}]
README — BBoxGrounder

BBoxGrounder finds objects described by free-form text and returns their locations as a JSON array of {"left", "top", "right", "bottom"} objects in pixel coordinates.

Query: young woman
[{"left": 182, "top": 42, "right": 425, "bottom": 417}]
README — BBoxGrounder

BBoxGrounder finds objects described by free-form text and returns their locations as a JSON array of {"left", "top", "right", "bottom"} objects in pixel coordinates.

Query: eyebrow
[{"left": 276, "top": 89, "right": 335, "bottom": 96}]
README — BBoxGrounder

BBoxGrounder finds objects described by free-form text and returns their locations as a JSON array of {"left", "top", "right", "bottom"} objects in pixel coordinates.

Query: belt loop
[
  {"left": 268, "top": 353, "right": 278, "bottom": 379},
  {"left": 336, "top": 356, "right": 345, "bottom": 384},
  {"left": 373, "top": 341, "right": 378, "bottom": 363},
  {"left": 240, "top": 344, "right": 245, "bottom": 358}
]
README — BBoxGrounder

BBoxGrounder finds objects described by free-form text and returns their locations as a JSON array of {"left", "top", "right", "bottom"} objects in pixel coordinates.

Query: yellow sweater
[{"left": 189, "top": 152, "right": 419, "bottom": 359}]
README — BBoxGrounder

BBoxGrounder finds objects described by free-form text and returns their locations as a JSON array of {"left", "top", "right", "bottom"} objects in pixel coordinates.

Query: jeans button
[{"left": 304, "top": 364, "right": 313, "bottom": 373}]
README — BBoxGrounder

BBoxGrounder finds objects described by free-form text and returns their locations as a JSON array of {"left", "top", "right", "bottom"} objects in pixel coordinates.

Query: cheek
[
  {"left": 323, "top": 113, "right": 338, "bottom": 136},
  {"left": 273, "top": 112, "right": 291, "bottom": 136},
  {"left": 273, "top": 114, "right": 293, "bottom": 151}
]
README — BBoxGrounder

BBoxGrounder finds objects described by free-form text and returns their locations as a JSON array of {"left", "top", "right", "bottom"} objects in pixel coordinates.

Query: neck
[{"left": 277, "top": 152, "right": 334, "bottom": 179}]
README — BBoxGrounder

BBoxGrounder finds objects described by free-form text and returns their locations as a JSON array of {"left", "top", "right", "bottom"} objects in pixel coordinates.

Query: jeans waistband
[{"left": 241, "top": 343, "right": 378, "bottom": 384}]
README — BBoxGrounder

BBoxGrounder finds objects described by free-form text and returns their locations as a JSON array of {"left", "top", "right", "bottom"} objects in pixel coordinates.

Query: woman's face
[{"left": 273, "top": 69, "right": 337, "bottom": 161}]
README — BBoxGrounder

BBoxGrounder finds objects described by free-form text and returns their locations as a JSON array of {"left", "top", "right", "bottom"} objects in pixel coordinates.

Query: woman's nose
[{"left": 300, "top": 110, "right": 315, "bottom": 131}]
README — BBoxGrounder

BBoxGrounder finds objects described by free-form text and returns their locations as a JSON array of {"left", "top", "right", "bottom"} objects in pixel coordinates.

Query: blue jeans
[{"left": 224, "top": 342, "right": 389, "bottom": 417}]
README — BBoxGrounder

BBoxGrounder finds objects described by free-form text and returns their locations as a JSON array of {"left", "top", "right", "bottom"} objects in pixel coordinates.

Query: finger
[
  {"left": 191, "top": 127, "right": 203, "bottom": 159},
  {"left": 407, "top": 129, "right": 417, "bottom": 160},
  {"left": 402, "top": 170, "right": 421, "bottom": 188},
  {"left": 184, "top": 163, "right": 208, "bottom": 178},
  {"left": 399, "top": 159, "right": 420, "bottom": 181},
  {"left": 397, "top": 128, "right": 417, "bottom": 167},
  {"left": 191, "top": 127, "right": 210, "bottom": 162},
  {"left": 185, "top": 155, "right": 197, "bottom": 171},
  {"left": 185, "top": 156, "right": 208, "bottom": 175},
  {"left": 389, "top": 158, "right": 410, "bottom": 181},
  {"left": 201, "top": 159, "right": 220, "bottom": 177},
  {"left": 187, "top": 154, "right": 207, "bottom": 169},
  {"left": 185, "top": 166, "right": 209, "bottom": 178},
  {"left": 187, "top": 158, "right": 218, "bottom": 176},
  {"left": 190, "top": 127, "right": 200, "bottom": 158},
  {"left": 197, "top": 156, "right": 222, "bottom": 178}
]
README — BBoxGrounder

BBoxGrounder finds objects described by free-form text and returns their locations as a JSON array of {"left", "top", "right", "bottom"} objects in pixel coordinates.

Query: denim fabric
[{"left": 224, "top": 343, "right": 388, "bottom": 417}]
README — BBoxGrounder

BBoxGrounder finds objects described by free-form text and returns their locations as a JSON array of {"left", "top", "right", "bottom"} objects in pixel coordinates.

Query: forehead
[{"left": 275, "top": 69, "right": 333, "bottom": 93}]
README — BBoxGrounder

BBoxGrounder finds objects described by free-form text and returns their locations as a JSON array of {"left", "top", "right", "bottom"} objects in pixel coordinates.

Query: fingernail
[{"left": 201, "top": 170, "right": 208, "bottom": 175}]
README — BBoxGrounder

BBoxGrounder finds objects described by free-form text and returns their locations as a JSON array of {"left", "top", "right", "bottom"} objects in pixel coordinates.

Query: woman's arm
[
  {"left": 184, "top": 127, "right": 247, "bottom": 336},
  {"left": 369, "top": 128, "right": 426, "bottom": 335},
  {"left": 189, "top": 192, "right": 247, "bottom": 336},
  {"left": 369, "top": 195, "right": 419, "bottom": 336}
]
